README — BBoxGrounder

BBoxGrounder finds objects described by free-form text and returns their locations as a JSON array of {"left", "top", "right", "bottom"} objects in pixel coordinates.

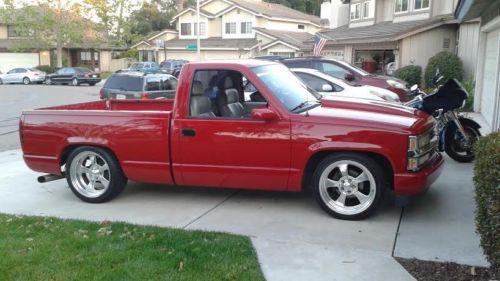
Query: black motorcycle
[{"left": 405, "top": 71, "right": 481, "bottom": 162}]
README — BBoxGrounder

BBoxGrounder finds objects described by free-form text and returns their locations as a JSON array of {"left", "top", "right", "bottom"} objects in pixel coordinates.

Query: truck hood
[{"left": 306, "top": 96, "right": 432, "bottom": 132}]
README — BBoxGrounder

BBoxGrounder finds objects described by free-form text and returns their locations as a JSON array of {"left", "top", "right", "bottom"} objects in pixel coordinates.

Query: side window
[
  {"left": 316, "top": 62, "right": 350, "bottom": 79},
  {"left": 67, "top": 68, "right": 75, "bottom": 75},
  {"left": 296, "top": 73, "right": 329, "bottom": 92},
  {"left": 17, "top": 68, "right": 27, "bottom": 73},
  {"left": 189, "top": 70, "right": 266, "bottom": 119},
  {"left": 146, "top": 77, "right": 161, "bottom": 91}
]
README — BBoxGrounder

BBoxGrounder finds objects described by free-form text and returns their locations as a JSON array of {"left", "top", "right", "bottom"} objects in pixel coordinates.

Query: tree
[
  {"left": 0, "top": 0, "right": 91, "bottom": 67},
  {"left": 124, "top": 1, "right": 177, "bottom": 44}
]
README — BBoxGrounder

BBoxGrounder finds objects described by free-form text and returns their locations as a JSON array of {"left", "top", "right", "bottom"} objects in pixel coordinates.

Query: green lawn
[{"left": 0, "top": 214, "right": 265, "bottom": 281}]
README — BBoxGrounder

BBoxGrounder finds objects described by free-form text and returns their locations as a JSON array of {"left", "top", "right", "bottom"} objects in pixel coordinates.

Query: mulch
[{"left": 396, "top": 258, "right": 499, "bottom": 281}]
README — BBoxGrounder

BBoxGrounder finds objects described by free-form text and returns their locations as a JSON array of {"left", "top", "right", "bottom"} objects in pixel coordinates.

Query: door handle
[{"left": 181, "top": 128, "right": 196, "bottom": 137}]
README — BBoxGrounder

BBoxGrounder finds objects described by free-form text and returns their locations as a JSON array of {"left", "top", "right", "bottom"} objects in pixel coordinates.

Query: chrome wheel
[
  {"left": 45, "top": 78, "right": 52, "bottom": 85},
  {"left": 23, "top": 77, "right": 30, "bottom": 85},
  {"left": 318, "top": 160, "right": 377, "bottom": 216},
  {"left": 72, "top": 78, "right": 79, "bottom": 86},
  {"left": 69, "top": 151, "right": 111, "bottom": 198}
]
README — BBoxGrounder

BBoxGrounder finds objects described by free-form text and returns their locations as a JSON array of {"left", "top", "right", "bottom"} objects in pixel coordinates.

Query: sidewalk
[{"left": 0, "top": 149, "right": 488, "bottom": 280}]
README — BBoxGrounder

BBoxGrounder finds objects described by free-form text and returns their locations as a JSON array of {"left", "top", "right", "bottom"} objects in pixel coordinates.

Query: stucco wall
[
  {"left": 39, "top": 50, "right": 50, "bottom": 66},
  {"left": 202, "top": 0, "right": 230, "bottom": 14},
  {"left": 0, "top": 25, "right": 7, "bottom": 39}
]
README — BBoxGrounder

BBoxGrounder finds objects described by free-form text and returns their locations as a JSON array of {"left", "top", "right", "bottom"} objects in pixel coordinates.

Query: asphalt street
[{"left": 0, "top": 82, "right": 102, "bottom": 151}]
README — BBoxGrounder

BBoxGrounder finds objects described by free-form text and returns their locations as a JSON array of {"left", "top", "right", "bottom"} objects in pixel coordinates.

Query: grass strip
[{"left": 0, "top": 214, "right": 265, "bottom": 281}]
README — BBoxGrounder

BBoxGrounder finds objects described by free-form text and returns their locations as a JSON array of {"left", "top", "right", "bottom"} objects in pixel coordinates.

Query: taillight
[{"left": 141, "top": 93, "right": 151, "bottom": 100}]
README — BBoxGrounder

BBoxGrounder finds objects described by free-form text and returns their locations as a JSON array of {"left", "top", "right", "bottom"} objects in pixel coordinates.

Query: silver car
[{"left": 0, "top": 68, "right": 46, "bottom": 85}]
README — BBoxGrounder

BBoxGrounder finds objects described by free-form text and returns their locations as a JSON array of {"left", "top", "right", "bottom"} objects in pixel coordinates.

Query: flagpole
[{"left": 196, "top": 0, "right": 200, "bottom": 60}]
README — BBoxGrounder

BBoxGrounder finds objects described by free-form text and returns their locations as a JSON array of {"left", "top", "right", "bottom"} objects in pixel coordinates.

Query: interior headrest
[
  {"left": 226, "top": 89, "right": 239, "bottom": 103},
  {"left": 192, "top": 80, "right": 203, "bottom": 96},
  {"left": 224, "top": 77, "right": 233, "bottom": 89}
]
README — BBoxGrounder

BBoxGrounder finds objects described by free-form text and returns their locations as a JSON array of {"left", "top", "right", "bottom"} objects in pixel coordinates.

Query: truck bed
[{"left": 21, "top": 99, "right": 174, "bottom": 185}]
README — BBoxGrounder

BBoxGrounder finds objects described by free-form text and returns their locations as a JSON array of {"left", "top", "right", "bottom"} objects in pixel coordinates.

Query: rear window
[
  {"left": 145, "top": 76, "right": 177, "bottom": 91},
  {"left": 104, "top": 75, "right": 143, "bottom": 91},
  {"left": 130, "top": 63, "right": 144, "bottom": 69},
  {"left": 161, "top": 62, "right": 171, "bottom": 68}
]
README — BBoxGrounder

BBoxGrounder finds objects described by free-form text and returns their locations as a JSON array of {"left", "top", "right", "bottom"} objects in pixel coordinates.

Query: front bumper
[{"left": 393, "top": 152, "right": 444, "bottom": 196}]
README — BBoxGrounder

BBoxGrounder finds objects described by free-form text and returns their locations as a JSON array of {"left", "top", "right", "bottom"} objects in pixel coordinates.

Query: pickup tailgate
[{"left": 20, "top": 100, "right": 174, "bottom": 185}]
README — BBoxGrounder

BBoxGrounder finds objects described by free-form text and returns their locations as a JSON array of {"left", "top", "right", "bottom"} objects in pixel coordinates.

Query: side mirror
[
  {"left": 344, "top": 73, "right": 355, "bottom": 81},
  {"left": 251, "top": 108, "right": 278, "bottom": 121},
  {"left": 410, "top": 84, "right": 418, "bottom": 91},
  {"left": 321, "top": 84, "right": 333, "bottom": 92}
]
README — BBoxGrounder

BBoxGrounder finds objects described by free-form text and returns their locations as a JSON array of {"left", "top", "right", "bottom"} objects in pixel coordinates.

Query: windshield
[
  {"left": 252, "top": 64, "right": 320, "bottom": 112},
  {"left": 336, "top": 60, "right": 369, "bottom": 76}
]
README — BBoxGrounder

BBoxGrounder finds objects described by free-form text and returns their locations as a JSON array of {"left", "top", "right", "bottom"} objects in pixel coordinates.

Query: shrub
[
  {"left": 394, "top": 65, "right": 422, "bottom": 87},
  {"left": 473, "top": 132, "right": 500, "bottom": 270},
  {"left": 35, "top": 65, "right": 55, "bottom": 74},
  {"left": 424, "top": 51, "right": 464, "bottom": 87}
]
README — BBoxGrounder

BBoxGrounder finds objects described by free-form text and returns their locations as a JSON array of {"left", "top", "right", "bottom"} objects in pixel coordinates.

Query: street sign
[{"left": 185, "top": 43, "right": 197, "bottom": 50}]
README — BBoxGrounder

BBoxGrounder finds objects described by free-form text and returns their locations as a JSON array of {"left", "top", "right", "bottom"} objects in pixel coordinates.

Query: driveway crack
[
  {"left": 392, "top": 207, "right": 405, "bottom": 257},
  {"left": 181, "top": 190, "right": 239, "bottom": 229}
]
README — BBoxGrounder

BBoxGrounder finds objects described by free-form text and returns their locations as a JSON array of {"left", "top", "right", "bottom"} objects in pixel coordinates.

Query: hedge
[
  {"left": 424, "top": 51, "right": 464, "bottom": 87},
  {"left": 473, "top": 132, "right": 500, "bottom": 270},
  {"left": 394, "top": 65, "right": 422, "bottom": 87}
]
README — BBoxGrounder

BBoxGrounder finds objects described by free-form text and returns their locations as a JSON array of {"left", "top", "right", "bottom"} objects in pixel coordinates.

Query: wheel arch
[
  {"left": 302, "top": 150, "right": 394, "bottom": 191},
  {"left": 59, "top": 144, "right": 121, "bottom": 172}
]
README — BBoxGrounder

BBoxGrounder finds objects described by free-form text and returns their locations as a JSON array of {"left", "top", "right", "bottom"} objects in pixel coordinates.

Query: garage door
[
  {"left": 480, "top": 29, "right": 500, "bottom": 129},
  {"left": 0, "top": 53, "right": 40, "bottom": 73}
]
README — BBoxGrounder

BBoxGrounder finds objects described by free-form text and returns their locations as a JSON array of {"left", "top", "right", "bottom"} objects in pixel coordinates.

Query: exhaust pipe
[{"left": 37, "top": 174, "right": 64, "bottom": 183}]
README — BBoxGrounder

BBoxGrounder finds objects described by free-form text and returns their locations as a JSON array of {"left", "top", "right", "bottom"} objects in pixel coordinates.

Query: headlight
[
  {"left": 387, "top": 79, "right": 407, "bottom": 89},
  {"left": 407, "top": 129, "right": 437, "bottom": 171}
]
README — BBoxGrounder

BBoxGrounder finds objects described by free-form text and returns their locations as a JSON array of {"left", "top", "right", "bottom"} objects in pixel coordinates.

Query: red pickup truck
[{"left": 20, "top": 60, "right": 443, "bottom": 220}]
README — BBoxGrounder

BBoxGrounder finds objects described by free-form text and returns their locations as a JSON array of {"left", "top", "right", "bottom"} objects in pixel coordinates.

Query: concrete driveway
[{"left": 0, "top": 148, "right": 489, "bottom": 280}]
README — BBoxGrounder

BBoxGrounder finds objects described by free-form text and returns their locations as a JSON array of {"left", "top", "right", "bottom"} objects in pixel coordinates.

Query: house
[
  {"left": 131, "top": 0, "right": 321, "bottom": 61},
  {"left": 455, "top": 0, "right": 500, "bottom": 132},
  {"left": 0, "top": 8, "right": 126, "bottom": 73},
  {"left": 318, "top": 0, "right": 462, "bottom": 75},
  {"left": 0, "top": 23, "right": 50, "bottom": 73}
]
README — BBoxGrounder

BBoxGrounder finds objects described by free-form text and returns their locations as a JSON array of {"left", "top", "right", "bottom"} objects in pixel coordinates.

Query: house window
[
  {"left": 298, "top": 24, "right": 305, "bottom": 30},
  {"left": 350, "top": 3, "right": 361, "bottom": 20},
  {"left": 363, "top": 1, "right": 370, "bottom": 18},
  {"left": 80, "top": 51, "right": 99, "bottom": 66},
  {"left": 194, "top": 22, "right": 206, "bottom": 36},
  {"left": 395, "top": 0, "right": 409, "bottom": 13},
  {"left": 181, "top": 23, "right": 191, "bottom": 36},
  {"left": 241, "top": 22, "right": 252, "bottom": 34},
  {"left": 225, "top": 22, "right": 236, "bottom": 34},
  {"left": 414, "top": 0, "right": 430, "bottom": 10}
]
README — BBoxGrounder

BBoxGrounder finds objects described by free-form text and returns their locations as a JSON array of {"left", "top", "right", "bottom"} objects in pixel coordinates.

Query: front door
[{"left": 171, "top": 69, "right": 291, "bottom": 191}]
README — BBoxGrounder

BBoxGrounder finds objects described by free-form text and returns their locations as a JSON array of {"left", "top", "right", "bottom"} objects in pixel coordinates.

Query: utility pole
[
  {"left": 196, "top": 0, "right": 200, "bottom": 61},
  {"left": 56, "top": 0, "right": 62, "bottom": 67}
]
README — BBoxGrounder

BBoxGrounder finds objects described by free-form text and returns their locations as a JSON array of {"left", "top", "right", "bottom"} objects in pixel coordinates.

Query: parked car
[
  {"left": 46, "top": 67, "right": 101, "bottom": 86},
  {"left": 292, "top": 68, "right": 400, "bottom": 103},
  {"left": 159, "top": 59, "right": 188, "bottom": 77},
  {"left": 128, "top": 61, "right": 160, "bottom": 74},
  {"left": 273, "top": 57, "right": 410, "bottom": 101},
  {"left": 100, "top": 72, "right": 177, "bottom": 100},
  {"left": 20, "top": 59, "right": 443, "bottom": 220},
  {"left": 0, "top": 68, "right": 46, "bottom": 85}
]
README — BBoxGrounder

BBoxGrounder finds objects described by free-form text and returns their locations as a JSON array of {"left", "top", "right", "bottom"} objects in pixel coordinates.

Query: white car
[
  {"left": 0, "top": 67, "right": 46, "bottom": 85},
  {"left": 292, "top": 68, "right": 401, "bottom": 103}
]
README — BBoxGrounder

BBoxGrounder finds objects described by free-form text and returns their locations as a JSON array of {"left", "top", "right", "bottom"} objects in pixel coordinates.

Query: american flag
[{"left": 313, "top": 34, "right": 327, "bottom": 56}]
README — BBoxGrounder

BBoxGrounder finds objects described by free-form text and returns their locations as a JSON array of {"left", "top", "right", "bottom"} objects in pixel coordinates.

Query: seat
[
  {"left": 217, "top": 77, "right": 245, "bottom": 118},
  {"left": 190, "top": 81, "right": 215, "bottom": 118}
]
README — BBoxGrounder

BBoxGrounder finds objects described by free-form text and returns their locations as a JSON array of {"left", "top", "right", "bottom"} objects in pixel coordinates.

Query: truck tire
[
  {"left": 66, "top": 146, "right": 127, "bottom": 203},
  {"left": 312, "top": 153, "right": 385, "bottom": 220}
]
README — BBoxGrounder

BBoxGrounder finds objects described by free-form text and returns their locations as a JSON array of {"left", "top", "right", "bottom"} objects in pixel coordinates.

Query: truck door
[{"left": 171, "top": 69, "right": 291, "bottom": 191}]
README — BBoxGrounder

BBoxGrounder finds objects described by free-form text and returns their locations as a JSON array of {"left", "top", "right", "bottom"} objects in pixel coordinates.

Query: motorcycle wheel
[{"left": 445, "top": 121, "right": 481, "bottom": 163}]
